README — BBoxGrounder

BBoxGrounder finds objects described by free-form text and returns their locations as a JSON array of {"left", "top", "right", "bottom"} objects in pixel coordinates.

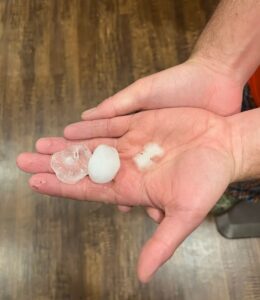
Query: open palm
[{"left": 17, "top": 108, "right": 238, "bottom": 282}]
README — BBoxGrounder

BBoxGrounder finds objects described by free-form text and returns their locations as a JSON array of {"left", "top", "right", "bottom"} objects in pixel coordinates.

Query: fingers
[
  {"left": 29, "top": 173, "right": 117, "bottom": 202},
  {"left": 81, "top": 79, "right": 147, "bottom": 120},
  {"left": 36, "top": 137, "right": 117, "bottom": 154},
  {"left": 64, "top": 115, "right": 133, "bottom": 140},
  {"left": 17, "top": 153, "right": 53, "bottom": 174},
  {"left": 145, "top": 207, "right": 164, "bottom": 224},
  {"left": 137, "top": 212, "right": 204, "bottom": 283},
  {"left": 36, "top": 137, "right": 73, "bottom": 154},
  {"left": 17, "top": 138, "right": 118, "bottom": 174}
]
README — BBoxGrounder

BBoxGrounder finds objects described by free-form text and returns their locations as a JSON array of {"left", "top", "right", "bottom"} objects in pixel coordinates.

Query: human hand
[
  {"left": 82, "top": 58, "right": 244, "bottom": 121},
  {"left": 17, "top": 108, "right": 241, "bottom": 282}
]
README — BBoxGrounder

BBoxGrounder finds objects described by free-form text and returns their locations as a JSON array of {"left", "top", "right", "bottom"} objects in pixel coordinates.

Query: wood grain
[{"left": 0, "top": 0, "right": 259, "bottom": 299}]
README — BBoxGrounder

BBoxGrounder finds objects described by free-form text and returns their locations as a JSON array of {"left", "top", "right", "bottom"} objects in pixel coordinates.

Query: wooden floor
[{"left": 1, "top": 0, "right": 260, "bottom": 299}]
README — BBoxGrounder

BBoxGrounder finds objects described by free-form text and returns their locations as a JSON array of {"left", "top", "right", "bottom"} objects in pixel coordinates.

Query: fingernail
[
  {"left": 81, "top": 107, "right": 96, "bottom": 119},
  {"left": 30, "top": 177, "right": 47, "bottom": 189}
]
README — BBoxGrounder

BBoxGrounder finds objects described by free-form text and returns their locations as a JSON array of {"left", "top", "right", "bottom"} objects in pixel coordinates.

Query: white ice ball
[{"left": 88, "top": 144, "right": 120, "bottom": 184}]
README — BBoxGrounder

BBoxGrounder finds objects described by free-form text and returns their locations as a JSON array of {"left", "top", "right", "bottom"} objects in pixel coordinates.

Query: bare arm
[
  {"left": 193, "top": 0, "right": 260, "bottom": 85},
  {"left": 81, "top": 0, "right": 260, "bottom": 120}
]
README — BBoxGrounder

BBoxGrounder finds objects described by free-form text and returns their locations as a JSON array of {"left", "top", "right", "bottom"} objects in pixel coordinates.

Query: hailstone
[
  {"left": 88, "top": 144, "right": 120, "bottom": 184},
  {"left": 51, "top": 144, "right": 91, "bottom": 184},
  {"left": 134, "top": 143, "right": 164, "bottom": 170}
]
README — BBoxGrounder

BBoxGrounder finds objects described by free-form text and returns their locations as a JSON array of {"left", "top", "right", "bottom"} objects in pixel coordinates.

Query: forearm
[
  {"left": 229, "top": 108, "right": 260, "bottom": 181},
  {"left": 192, "top": 0, "right": 260, "bottom": 85}
]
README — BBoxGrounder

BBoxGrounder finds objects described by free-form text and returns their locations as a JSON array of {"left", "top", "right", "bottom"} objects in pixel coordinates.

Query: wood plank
[{"left": 0, "top": 0, "right": 259, "bottom": 299}]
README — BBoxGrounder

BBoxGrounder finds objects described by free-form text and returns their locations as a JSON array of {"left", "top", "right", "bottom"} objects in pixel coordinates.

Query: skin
[
  {"left": 81, "top": 1, "right": 260, "bottom": 122},
  {"left": 81, "top": 59, "right": 244, "bottom": 119},
  {"left": 17, "top": 0, "right": 260, "bottom": 284},
  {"left": 17, "top": 107, "right": 244, "bottom": 282},
  {"left": 80, "top": 0, "right": 260, "bottom": 220}
]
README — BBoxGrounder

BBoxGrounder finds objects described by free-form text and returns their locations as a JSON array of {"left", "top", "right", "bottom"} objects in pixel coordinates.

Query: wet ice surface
[
  {"left": 88, "top": 145, "right": 120, "bottom": 184},
  {"left": 51, "top": 144, "right": 92, "bottom": 184},
  {"left": 134, "top": 143, "right": 164, "bottom": 171}
]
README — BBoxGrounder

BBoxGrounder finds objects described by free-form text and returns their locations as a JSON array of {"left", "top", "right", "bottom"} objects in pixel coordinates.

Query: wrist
[
  {"left": 185, "top": 55, "right": 244, "bottom": 116},
  {"left": 228, "top": 109, "right": 260, "bottom": 182},
  {"left": 189, "top": 51, "right": 247, "bottom": 87},
  {"left": 189, "top": 0, "right": 260, "bottom": 88}
]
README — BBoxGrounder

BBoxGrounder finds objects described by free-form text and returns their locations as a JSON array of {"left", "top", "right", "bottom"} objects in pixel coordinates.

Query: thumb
[
  {"left": 137, "top": 211, "right": 205, "bottom": 283},
  {"left": 81, "top": 78, "right": 151, "bottom": 120}
]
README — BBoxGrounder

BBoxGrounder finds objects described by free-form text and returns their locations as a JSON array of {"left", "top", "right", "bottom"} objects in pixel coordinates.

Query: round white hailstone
[
  {"left": 51, "top": 144, "right": 91, "bottom": 184},
  {"left": 88, "top": 144, "right": 120, "bottom": 184}
]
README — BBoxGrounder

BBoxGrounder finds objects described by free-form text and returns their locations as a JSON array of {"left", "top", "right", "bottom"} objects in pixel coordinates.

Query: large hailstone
[
  {"left": 51, "top": 144, "right": 91, "bottom": 184},
  {"left": 88, "top": 144, "right": 120, "bottom": 184}
]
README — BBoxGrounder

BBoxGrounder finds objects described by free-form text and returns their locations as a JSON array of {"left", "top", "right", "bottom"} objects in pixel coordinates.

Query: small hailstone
[
  {"left": 144, "top": 143, "right": 164, "bottom": 157},
  {"left": 134, "top": 152, "right": 153, "bottom": 170},
  {"left": 51, "top": 144, "right": 91, "bottom": 184},
  {"left": 134, "top": 142, "right": 164, "bottom": 171},
  {"left": 88, "top": 144, "right": 120, "bottom": 184}
]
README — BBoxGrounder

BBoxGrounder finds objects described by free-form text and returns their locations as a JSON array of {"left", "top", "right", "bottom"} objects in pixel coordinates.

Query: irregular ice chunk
[
  {"left": 51, "top": 144, "right": 91, "bottom": 184},
  {"left": 134, "top": 143, "right": 164, "bottom": 171},
  {"left": 134, "top": 152, "right": 153, "bottom": 170},
  {"left": 88, "top": 144, "right": 120, "bottom": 184},
  {"left": 144, "top": 143, "right": 164, "bottom": 157}
]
